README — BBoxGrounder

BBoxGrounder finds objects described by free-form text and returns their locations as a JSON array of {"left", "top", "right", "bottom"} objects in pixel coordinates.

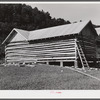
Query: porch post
[
  {"left": 46, "top": 61, "right": 49, "bottom": 65},
  {"left": 60, "top": 61, "right": 63, "bottom": 67}
]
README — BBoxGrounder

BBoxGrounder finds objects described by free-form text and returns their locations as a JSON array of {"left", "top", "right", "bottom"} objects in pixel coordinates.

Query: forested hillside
[{"left": 0, "top": 4, "right": 70, "bottom": 59}]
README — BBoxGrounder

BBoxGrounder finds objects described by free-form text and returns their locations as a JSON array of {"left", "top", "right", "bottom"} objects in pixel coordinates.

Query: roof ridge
[
  {"left": 28, "top": 20, "right": 90, "bottom": 41},
  {"left": 29, "top": 20, "right": 90, "bottom": 33}
]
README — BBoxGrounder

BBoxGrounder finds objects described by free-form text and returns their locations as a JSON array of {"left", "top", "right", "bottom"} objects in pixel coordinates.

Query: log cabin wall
[
  {"left": 77, "top": 23, "right": 97, "bottom": 63},
  {"left": 96, "top": 40, "right": 100, "bottom": 59},
  {"left": 94, "top": 28, "right": 100, "bottom": 68},
  {"left": 5, "top": 36, "right": 76, "bottom": 66}
]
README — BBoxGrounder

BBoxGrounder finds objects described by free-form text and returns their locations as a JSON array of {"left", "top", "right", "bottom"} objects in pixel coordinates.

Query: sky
[{"left": 26, "top": 3, "right": 100, "bottom": 25}]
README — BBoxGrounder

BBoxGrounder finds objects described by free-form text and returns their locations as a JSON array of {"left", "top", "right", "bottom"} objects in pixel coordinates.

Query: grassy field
[{"left": 0, "top": 64, "right": 100, "bottom": 90}]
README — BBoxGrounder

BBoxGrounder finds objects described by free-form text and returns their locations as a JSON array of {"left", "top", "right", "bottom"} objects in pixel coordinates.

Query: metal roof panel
[{"left": 29, "top": 20, "right": 90, "bottom": 40}]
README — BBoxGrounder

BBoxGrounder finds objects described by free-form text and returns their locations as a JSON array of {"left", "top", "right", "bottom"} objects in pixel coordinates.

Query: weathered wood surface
[
  {"left": 77, "top": 23, "right": 97, "bottom": 60},
  {"left": 5, "top": 38, "right": 76, "bottom": 63}
]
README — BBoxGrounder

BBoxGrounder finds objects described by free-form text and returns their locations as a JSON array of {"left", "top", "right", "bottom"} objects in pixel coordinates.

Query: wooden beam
[
  {"left": 74, "top": 39, "right": 78, "bottom": 68},
  {"left": 60, "top": 61, "right": 63, "bottom": 67}
]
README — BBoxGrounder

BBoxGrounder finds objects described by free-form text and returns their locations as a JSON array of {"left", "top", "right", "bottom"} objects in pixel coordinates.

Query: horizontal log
[
  {"left": 7, "top": 43, "right": 75, "bottom": 49},
  {"left": 6, "top": 59, "right": 76, "bottom": 63},
  {"left": 6, "top": 45, "right": 76, "bottom": 53},
  {"left": 6, "top": 56, "right": 76, "bottom": 60},
  {"left": 79, "top": 40, "right": 96, "bottom": 45},
  {"left": 6, "top": 52, "right": 76, "bottom": 57},
  {"left": 7, "top": 39, "right": 75, "bottom": 46},
  {"left": 6, "top": 48, "right": 75, "bottom": 54},
  {"left": 6, "top": 39, "right": 75, "bottom": 49},
  {"left": 6, "top": 50, "right": 75, "bottom": 56},
  {"left": 6, "top": 49, "right": 75, "bottom": 55},
  {"left": 8, "top": 38, "right": 75, "bottom": 46},
  {"left": 6, "top": 54, "right": 75, "bottom": 59},
  {"left": 6, "top": 47, "right": 75, "bottom": 52},
  {"left": 6, "top": 43, "right": 75, "bottom": 50}
]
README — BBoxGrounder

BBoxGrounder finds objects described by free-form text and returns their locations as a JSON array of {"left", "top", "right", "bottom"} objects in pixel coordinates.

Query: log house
[{"left": 2, "top": 20, "right": 98, "bottom": 68}]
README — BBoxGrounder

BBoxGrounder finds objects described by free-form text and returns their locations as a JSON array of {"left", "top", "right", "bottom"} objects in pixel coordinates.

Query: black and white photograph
[{"left": 1, "top": 2, "right": 100, "bottom": 94}]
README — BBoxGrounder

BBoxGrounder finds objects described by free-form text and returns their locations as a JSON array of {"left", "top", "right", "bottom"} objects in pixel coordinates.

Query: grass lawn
[{"left": 0, "top": 64, "right": 100, "bottom": 90}]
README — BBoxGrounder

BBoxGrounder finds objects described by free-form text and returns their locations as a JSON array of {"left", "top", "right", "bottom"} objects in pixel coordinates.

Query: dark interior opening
[
  {"left": 49, "top": 62, "right": 60, "bottom": 66},
  {"left": 37, "top": 62, "right": 47, "bottom": 64},
  {"left": 63, "top": 61, "right": 74, "bottom": 67},
  {"left": 78, "top": 61, "right": 82, "bottom": 68},
  {"left": 77, "top": 58, "right": 82, "bottom": 68}
]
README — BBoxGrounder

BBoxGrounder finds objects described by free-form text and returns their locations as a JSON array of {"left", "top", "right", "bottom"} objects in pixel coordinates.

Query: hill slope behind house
[{"left": 0, "top": 64, "right": 100, "bottom": 90}]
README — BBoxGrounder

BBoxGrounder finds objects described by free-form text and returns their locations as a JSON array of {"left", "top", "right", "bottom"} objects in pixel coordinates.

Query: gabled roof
[
  {"left": 2, "top": 20, "right": 92, "bottom": 45},
  {"left": 2, "top": 28, "right": 29, "bottom": 44}
]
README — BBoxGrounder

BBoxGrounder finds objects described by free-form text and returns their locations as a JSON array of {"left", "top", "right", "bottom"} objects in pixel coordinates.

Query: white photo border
[{"left": 0, "top": 1, "right": 100, "bottom": 99}]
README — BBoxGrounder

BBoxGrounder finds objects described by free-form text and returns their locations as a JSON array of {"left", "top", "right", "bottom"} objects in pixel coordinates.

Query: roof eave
[
  {"left": 28, "top": 33, "right": 78, "bottom": 42},
  {"left": 2, "top": 28, "right": 16, "bottom": 45},
  {"left": 2, "top": 28, "right": 29, "bottom": 45}
]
